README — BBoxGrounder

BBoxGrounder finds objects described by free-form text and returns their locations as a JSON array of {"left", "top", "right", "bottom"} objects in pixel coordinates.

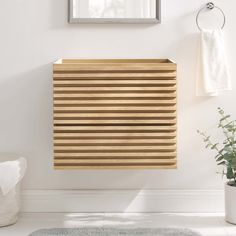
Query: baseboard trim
[{"left": 21, "top": 189, "right": 224, "bottom": 213}]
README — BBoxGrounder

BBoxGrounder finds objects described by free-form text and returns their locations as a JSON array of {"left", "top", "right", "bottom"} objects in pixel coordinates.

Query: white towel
[
  {"left": 0, "top": 158, "right": 27, "bottom": 196},
  {"left": 196, "top": 29, "right": 231, "bottom": 96}
]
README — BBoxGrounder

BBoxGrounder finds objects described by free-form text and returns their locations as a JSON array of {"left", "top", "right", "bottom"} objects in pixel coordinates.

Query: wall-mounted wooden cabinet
[{"left": 53, "top": 59, "right": 177, "bottom": 169}]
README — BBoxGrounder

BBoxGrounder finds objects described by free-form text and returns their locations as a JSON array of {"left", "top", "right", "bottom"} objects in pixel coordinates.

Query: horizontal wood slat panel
[
  {"left": 54, "top": 86, "right": 176, "bottom": 92},
  {"left": 54, "top": 132, "right": 176, "bottom": 139},
  {"left": 54, "top": 165, "right": 177, "bottom": 170},
  {"left": 53, "top": 59, "right": 177, "bottom": 169},
  {"left": 54, "top": 63, "right": 176, "bottom": 72},
  {"left": 54, "top": 138, "right": 176, "bottom": 145},
  {"left": 54, "top": 152, "right": 177, "bottom": 158},
  {"left": 54, "top": 119, "right": 177, "bottom": 125},
  {"left": 54, "top": 113, "right": 176, "bottom": 118},
  {"left": 54, "top": 125, "right": 176, "bottom": 132},
  {"left": 54, "top": 106, "right": 176, "bottom": 112},
  {"left": 54, "top": 99, "right": 176, "bottom": 106},
  {"left": 54, "top": 145, "right": 176, "bottom": 151},
  {"left": 54, "top": 80, "right": 176, "bottom": 86},
  {"left": 54, "top": 159, "right": 177, "bottom": 164},
  {"left": 55, "top": 152, "right": 176, "bottom": 158},
  {"left": 54, "top": 72, "right": 177, "bottom": 79},
  {"left": 54, "top": 84, "right": 176, "bottom": 93},
  {"left": 54, "top": 93, "right": 176, "bottom": 99}
]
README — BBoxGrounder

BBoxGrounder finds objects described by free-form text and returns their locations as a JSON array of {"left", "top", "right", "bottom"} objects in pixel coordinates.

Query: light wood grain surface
[{"left": 53, "top": 59, "right": 177, "bottom": 169}]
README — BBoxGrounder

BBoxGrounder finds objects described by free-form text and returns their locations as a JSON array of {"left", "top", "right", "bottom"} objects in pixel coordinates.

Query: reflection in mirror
[{"left": 69, "top": 0, "right": 160, "bottom": 23}]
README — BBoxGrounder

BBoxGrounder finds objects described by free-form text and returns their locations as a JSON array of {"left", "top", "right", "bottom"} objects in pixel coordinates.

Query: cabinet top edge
[{"left": 54, "top": 59, "right": 176, "bottom": 65}]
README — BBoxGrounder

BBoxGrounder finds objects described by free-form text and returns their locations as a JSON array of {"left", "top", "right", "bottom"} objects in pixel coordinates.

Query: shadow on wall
[{"left": 0, "top": 64, "right": 53, "bottom": 181}]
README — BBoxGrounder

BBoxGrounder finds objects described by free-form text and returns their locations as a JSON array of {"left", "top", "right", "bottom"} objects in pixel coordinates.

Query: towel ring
[{"left": 196, "top": 2, "right": 226, "bottom": 31}]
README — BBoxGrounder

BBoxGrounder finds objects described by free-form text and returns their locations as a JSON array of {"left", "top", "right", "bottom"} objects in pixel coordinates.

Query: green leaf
[
  {"left": 223, "top": 153, "right": 234, "bottom": 162},
  {"left": 222, "top": 121, "right": 235, "bottom": 129},
  {"left": 223, "top": 140, "right": 228, "bottom": 145},
  {"left": 220, "top": 115, "right": 231, "bottom": 122},
  {"left": 218, "top": 107, "right": 224, "bottom": 115},
  {"left": 227, "top": 166, "right": 234, "bottom": 180},
  {"left": 204, "top": 136, "right": 211, "bottom": 142},
  {"left": 225, "top": 124, "right": 235, "bottom": 130},
  {"left": 216, "top": 156, "right": 224, "bottom": 162},
  {"left": 211, "top": 143, "right": 219, "bottom": 150},
  {"left": 224, "top": 146, "right": 232, "bottom": 153},
  {"left": 231, "top": 159, "right": 236, "bottom": 168},
  {"left": 218, "top": 161, "right": 226, "bottom": 166},
  {"left": 215, "top": 153, "right": 222, "bottom": 159}
]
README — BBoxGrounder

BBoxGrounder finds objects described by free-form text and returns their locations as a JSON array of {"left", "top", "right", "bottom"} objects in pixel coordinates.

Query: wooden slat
[
  {"left": 54, "top": 113, "right": 176, "bottom": 119},
  {"left": 54, "top": 106, "right": 176, "bottom": 112},
  {"left": 54, "top": 80, "right": 176, "bottom": 86},
  {"left": 54, "top": 165, "right": 177, "bottom": 170},
  {"left": 54, "top": 132, "right": 176, "bottom": 139},
  {"left": 54, "top": 152, "right": 177, "bottom": 158},
  {"left": 54, "top": 63, "right": 176, "bottom": 72},
  {"left": 54, "top": 159, "right": 176, "bottom": 164},
  {"left": 54, "top": 125, "right": 176, "bottom": 132},
  {"left": 54, "top": 138, "right": 176, "bottom": 145},
  {"left": 54, "top": 119, "right": 177, "bottom": 125},
  {"left": 54, "top": 145, "right": 176, "bottom": 151},
  {"left": 54, "top": 86, "right": 176, "bottom": 92},
  {"left": 54, "top": 72, "right": 177, "bottom": 79},
  {"left": 53, "top": 59, "right": 177, "bottom": 169},
  {"left": 54, "top": 93, "right": 176, "bottom": 99},
  {"left": 54, "top": 99, "right": 176, "bottom": 106}
]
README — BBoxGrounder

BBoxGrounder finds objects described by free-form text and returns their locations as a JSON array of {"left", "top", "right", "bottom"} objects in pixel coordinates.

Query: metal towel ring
[{"left": 196, "top": 2, "right": 226, "bottom": 31}]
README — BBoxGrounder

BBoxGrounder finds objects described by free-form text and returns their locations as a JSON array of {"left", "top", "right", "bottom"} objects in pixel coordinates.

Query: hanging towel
[
  {"left": 196, "top": 29, "right": 231, "bottom": 96},
  {"left": 0, "top": 158, "right": 27, "bottom": 196}
]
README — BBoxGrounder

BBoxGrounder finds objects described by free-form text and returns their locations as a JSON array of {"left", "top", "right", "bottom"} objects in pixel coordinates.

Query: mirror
[{"left": 69, "top": 0, "right": 161, "bottom": 23}]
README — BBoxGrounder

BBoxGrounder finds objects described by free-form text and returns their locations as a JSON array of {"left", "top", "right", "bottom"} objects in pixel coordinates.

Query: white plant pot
[{"left": 225, "top": 182, "right": 236, "bottom": 224}]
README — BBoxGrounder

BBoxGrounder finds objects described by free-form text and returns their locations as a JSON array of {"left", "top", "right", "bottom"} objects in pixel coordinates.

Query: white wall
[{"left": 0, "top": 0, "right": 236, "bottom": 194}]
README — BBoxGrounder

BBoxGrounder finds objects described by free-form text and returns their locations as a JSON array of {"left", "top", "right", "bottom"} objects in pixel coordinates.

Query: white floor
[{"left": 0, "top": 213, "right": 236, "bottom": 236}]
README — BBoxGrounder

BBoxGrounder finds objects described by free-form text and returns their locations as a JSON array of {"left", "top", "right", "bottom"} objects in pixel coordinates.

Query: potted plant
[{"left": 198, "top": 108, "right": 236, "bottom": 224}]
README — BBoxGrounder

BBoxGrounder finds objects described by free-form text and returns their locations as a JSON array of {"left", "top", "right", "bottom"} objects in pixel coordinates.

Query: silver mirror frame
[{"left": 69, "top": 0, "right": 161, "bottom": 24}]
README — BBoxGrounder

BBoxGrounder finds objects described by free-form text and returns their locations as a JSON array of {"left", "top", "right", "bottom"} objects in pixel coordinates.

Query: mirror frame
[{"left": 69, "top": 0, "right": 161, "bottom": 23}]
